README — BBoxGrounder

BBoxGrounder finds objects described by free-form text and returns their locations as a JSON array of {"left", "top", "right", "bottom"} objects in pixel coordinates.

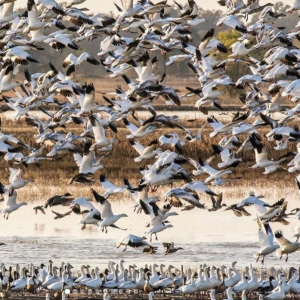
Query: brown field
[{"left": 0, "top": 108, "right": 298, "bottom": 205}]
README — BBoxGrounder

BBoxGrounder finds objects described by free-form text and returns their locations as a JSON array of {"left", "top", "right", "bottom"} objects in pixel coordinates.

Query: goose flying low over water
[
  {"left": 91, "top": 188, "right": 128, "bottom": 233},
  {"left": 117, "top": 234, "right": 157, "bottom": 254}
]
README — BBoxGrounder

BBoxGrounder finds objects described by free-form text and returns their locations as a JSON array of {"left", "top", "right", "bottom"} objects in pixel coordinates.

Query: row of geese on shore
[
  {"left": 3, "top": 0, "right": 300, "bottom": 264},
  {"left": 1, "top": 260, "right": 300, "bottom": 300}
]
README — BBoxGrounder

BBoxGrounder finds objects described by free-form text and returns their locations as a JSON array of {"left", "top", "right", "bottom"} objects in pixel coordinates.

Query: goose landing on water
[
  {"left": 117, "top": 234, "right": 157, "bottom": 254},
  {"left": 0, "top": 189, "right": 27, "bottom": 220},
  {"left": 253, "top": 217, "right": 279, "bottom": 264},
  {"left": 162, "top": 242, "right": 184, "bottom": 255},
  {"left": 91, "top": 189, "right": 128, "bottom": 233},
  {"left": 274, "top": 230, "right": 300, "bottom": 262}
]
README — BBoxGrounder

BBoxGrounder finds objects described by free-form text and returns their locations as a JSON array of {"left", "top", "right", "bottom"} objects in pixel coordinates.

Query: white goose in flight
[
  {"left": 129, "top": 138, "right": 162, "bottom": 162},
  {"left": 99, "top": 174, "right": 128, "bottom": 198},
  {"left": 91, "top": 188, "right": 128, "bottom": 233},
  {"left": 4, "top": 168, "right": 33, "bottom": 190},
  {"left": 0, "top": 189, "right": 28, "bottom": 220},
  {"left": 139, "top": 200, "right": 173, "bottom": 242},
  {"left": 253, "top": 216, "right": 279, "bottom": 264}
]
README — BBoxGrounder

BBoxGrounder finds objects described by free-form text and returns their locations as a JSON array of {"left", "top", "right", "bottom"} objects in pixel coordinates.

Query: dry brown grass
[{"left": 0, "top": 110, "right": 298, "bottom": 205}]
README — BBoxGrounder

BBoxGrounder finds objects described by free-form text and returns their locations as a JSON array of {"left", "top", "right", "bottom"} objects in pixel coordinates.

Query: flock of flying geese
[
  {"left": 1, "top": 260, "right": 300, "bottom": 300},
  {"left": 2, "top": 0, "right": 300, "bottom": 287}
]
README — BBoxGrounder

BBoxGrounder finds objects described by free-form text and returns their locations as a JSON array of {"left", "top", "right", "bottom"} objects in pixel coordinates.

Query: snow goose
[
  {"left": 196, "top": 158, "right": 232, "bottom": 185},
  {"left": 24, "top": 0, "right": 46, "bottom": 33},
  {"left": 219, "top": 136, "right": 242, "bottom": 150},
  {"left": 64, "top": 7, "right": 94, "bottom": 26},
  {"left": 99, "top": 174, "right": 127, "bottom": 198},
  {"left": 129, "top": 139, "right": 162, "bottom": 162},
  {"left": 272, "top": 273, "right": 290, "bottom": 294},
  {"left": 292, "top": 222, "right": 300, "bottom": 242},
  {"left": 0, "top": 2, "right": 17, "bottom": 23},
  {"left": 212, "top": 144, "right": 242, "bottom": 169},
  {"left": 254, "top": 217, "right": 279, "bottom": 264},
  {"left": 163, "top": 188, "right": 205, "bottom": 208},
  {"left": 249, "top": 135, "right": 290, "bottom": 174},
  {"left": 241, "top": 1, "right": 274, "bottom": 19},
  {"left": 0, "top": 189, "right": 27, "bottom": 219},
  {"left": 123, "top": 118, "right": 156, "bottom": 139},
  {"left": 199, "top": 28, "right": 228, "bottom": 56},
  {"left": 63, "top": 52, "right": 99, "bottom": 68},
  {"left": 244, "top": 264, "right": 260, "bottom": 292},
  {"left": 73, "top": 141, "right": 104, "bottom": 175},
  {"left": 139, "top": 200, "right": 173, "bottom": 242},
  {"left": 35, "top": 0, "right": 65, "bottom": 15},
  {"left": 119, "top": 270, "right": 138, "bottom": 289},
  {"left": 224, "top": 0, "right": 246, "bottom": 15},
  {"left": 148, "top": 264, "right": 159, "bottom": 287},
  {"left": 236, "top": 191, "right": 268, "bottom": 214},
  {"left": 44, "top": 32, "right": 79, "bottom": 51},
  {"left": 275, "top": 230, "right": 300, "bottom": 261},
  {"left": 47, "top": 272, "right": 71, "bottom": 293},
  {"left": 258, "top": 6, "right": 286, "bottom": 23},
  {"left": 73, "top": 265, "right": 89, "bottom": 285},
  {"left": 207, "top": 112, "right": 249, "bottom": 138},
  {"left": 91, "top": 188, "right": 128, "bottom": 233},
  {"left": 177, "top": 272, "right": 197, "bottom": 294},
  {"left": 10, "top": 267, "right": 27, "bottom": 292},
  {"left": 257, "top": 275, "right": 276, "bottom": 293},
  {"left": 287, "top": 268, "right": 300, "bottom": 294},
  {"left": 88, "top": 115, "right": 119, "bottom": 151},
  {"left": 0, "top": 62, "right": 21, "bottom": 93},
  {"left": 4, "top": 46, "right": 40, "bottom": 65},
  {"left": 42, "top": 266, "right": 60, "bottom": 288},
  {"left": 181, "top": 181, "right": 217, "bottom": 197},
  {"left": 233, "top": 270, "right": 249, "bottom": 293},
  {"left": 216, "top": 15, "right": 247, "bottom": 33},
  {"left": 151, "top": 265, "right": 175, "bottom": 291},
  {"left": 5, "top": 168, "right": 33, "bottom": 190},
  {"left": 266, "top": 281, "right": 286, "bottom": 300},
  {"left": 117, "top": 234, "right": 157, "bottom": 254},
  {"left": 287, "top": 0, "right": 300, "bottom": 13},
  {"left": 103, "top": 266, "right": 120, "bottom": 289},
  {"left": 224, "top": 268, "right": 236, "bottom": 287}
]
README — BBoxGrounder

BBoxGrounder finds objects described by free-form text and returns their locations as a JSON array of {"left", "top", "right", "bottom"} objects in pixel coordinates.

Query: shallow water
[{"left": 0, "top": 195, "right": 299, "bottom": 270}]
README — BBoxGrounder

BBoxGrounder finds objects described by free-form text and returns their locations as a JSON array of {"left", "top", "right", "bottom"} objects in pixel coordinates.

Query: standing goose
[
  {"left": 177, "top": 272, "right": 197, "bottom": 294},
  {"left": 84, "top": 267, "right": 102, "bottom": 290},
  {"left": 265, "top": 281, "right": 286, "bottom": 300},
  {"left": 10, "top": 267, "right": 27, "bottom": 292},
  {"left": 151, "top": 265, "right": 175, "bottom": 291},
  {"left": 103, "top": 266, "right": 120, "bottom": 289}
]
